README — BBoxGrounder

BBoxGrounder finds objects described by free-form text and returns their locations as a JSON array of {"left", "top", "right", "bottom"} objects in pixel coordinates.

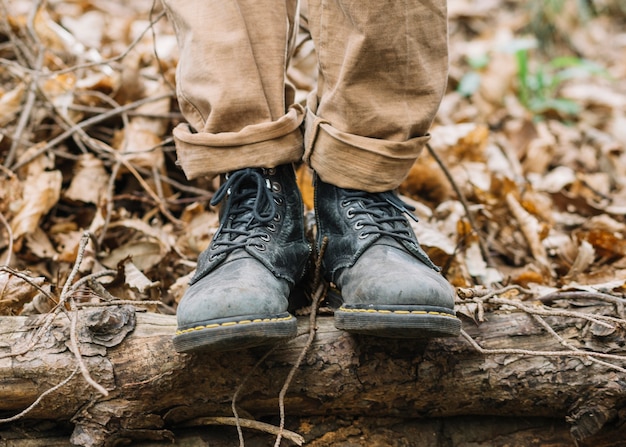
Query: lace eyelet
[
  {"left": 260, "top": 233, "right": 271, "bottom": 242},
  {"left": 346, "top": 208, "right": 355, "bottom": 219},
  {"left": 273, "top": 196, "right": 284, "bottom": 205},
  {"left": 358, "top": 232, "right": 369, "bottom": 239},
  {"left": 354, "top": 221, "right": 364, "bottom": 230},
  {"left": 255, "top": 243, "right": 267, "bottom": 251},
  {"left": 267, "top": 223, "right": 277, "bottom": 232},
  {"left": 266, "top": 168, "right": 277, "bottom": 175},
  {"left": 273, "top": 212, "right": 282, "bottom": 222},
  {"left": 271, "top": 181, "right": 282, "bottom": 193},
  {"left": 340, "top": 200, "right": 352, "bottom": 207}
]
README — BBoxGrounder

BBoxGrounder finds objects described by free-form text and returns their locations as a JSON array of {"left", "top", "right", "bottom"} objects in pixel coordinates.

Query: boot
[
  {"left": 173, "top": 165, "right": 311, "bottom": 353},
  {"left": 314, "top": 176, "right": 460, "bottom": 338}
]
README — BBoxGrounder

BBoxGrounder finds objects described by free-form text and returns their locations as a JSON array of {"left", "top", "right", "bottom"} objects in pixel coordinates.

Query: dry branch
[{"left": 0, "top": 302, "right": 625, "bottom": 446}]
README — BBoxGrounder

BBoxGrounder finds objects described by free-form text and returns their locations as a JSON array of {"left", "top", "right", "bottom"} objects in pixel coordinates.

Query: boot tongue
[{"left": 213, "top": 168, "right": 276, "bottom": 229}]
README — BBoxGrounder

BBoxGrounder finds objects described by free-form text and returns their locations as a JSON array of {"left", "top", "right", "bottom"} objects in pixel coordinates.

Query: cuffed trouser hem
[
  {"left": 173, "top": 106, "right": 305, "bottom": 180},
  {"left": 303, "top": 99, "right": 428, "bottom": 193}
]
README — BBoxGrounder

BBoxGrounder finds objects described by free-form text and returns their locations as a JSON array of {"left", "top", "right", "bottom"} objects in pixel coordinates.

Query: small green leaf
[
  {"left": 457, "top": 71, "right": 482, "bottom": 97},
  {"left": 468, "top": 53, "right": 490, "bottom": 69}
]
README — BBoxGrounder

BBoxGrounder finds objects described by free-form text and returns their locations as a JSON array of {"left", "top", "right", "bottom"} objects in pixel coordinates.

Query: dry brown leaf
[
  {"left": 11, "top": 149, "right": 62, "bottom": 241},
  {"left": 64, "top": 154, "right": 109, "bottom": 204},
  {"left": 100, "top": 218, "right": 174, "bottom": 271},
  {"left": 0, "top": 83, "right": 25, "bottom": 126},
  {"left": 0, "top": 173, "right": 23, "bottom": 217},
  {"left": 523, "top": 122, "right": 556, "bottom": 175},
  {"left": 51, "top": 230, "right": 84, "bottom": 263},
  {"left": 0, "top": 271, "right": 46, "bottom": 316},
  {"left": 506, "top": 193, "right": 554, "bottom": 277},
  {"left": 581, "top": 229, "right": 626, "bottom": 259},
  {"left": 400, "top": 155, "right": 451, "bottom": 204},
  {"left": 101, "top": 240, "right": 167, "bottom": 272},
  {"left": 124, "top": 261, "right": 160, "bottom": 294},
  {"left": 113, "top": 120, "right": 165, "bottom": 171},
  {"left": 565, "top": 239, "right": 596, "bottom": 279},
  {"left": 24, "top": 227, "right": 58, "bottom": 260},
  {"left": 177, "top": 203, "right": 219, "bottom": 256}
]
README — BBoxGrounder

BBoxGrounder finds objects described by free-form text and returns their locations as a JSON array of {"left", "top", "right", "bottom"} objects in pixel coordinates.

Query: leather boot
[
  {"left": 315, "top": 176, "right": 460, "bottom": 338},
  {"left": 173, "top": 165, "right": 311, "bottom": 352}
]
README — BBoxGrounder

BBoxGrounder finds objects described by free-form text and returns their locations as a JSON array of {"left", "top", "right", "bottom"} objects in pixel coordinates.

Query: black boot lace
[
  {"left": 341, "top": 190, "right": 419, "bottom": 243},
  {"left": 208, "top": 168, "right": 278, "bottom": 258}
]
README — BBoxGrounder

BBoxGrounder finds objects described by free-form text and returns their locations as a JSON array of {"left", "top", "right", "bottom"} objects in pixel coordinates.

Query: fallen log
[{"left": 0, "top": 302, "right": 625, "bottom": 446}]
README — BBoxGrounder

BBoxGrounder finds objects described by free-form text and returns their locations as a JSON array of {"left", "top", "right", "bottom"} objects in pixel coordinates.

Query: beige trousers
[{"left": 162, "top": 0, "right": 448, "bottom": 192}]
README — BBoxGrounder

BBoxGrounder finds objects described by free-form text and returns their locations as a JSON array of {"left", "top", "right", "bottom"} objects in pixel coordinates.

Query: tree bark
[{"left": 0, "top": 304, "right": 625, "bottom": 446}]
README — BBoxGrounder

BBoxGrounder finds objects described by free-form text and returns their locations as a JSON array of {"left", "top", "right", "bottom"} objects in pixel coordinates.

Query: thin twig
[
  {"left": 99, "top": 159, "right": 123, "bottom": 247},
  {"left": 488, "top": 297, "right": 623, "bottom": 328},
  {"left": 60, "top": 232, "right": 109, "bottom": 396},
  {"left": 0, "top": 0, "right": 34, "bottom": 66},
  {"left": 0, "top": 366, "right": 79, "bottom": 424},
  {"left": 460, "top": 330, "right": 626, "bottom": 371},
  {"left": 274, "top": 237, "right": 328, "bottom": 447},
  {"left": 426, "top": 142, "right": 492, "bottom": 267},
  {"left": 66, "top": 270, "right": 117, "bottom": 298},
  {"left": 5, "top": 51, "right": 44, "bottom": 168},
  {"left": 58, "top": 232, "right": 93, "bottom": 305},
  {"left": 538, "top": 290, "right": 626, "bottom": 305},
  {"left": 181, "top": 417, "right": 304, "bottom": 446},
  {"left": 149, "top": 0, "right": 175, "bottom": 92},
  {"left": 456, "top": 284, "right": 535, "bottom": 301},
  {"left": 531, "top": 314, "right": 626, "bottom": 373},
  {"left": 114, "top": 154, "right": 183, "bottom": 227},
  {"left": 9, "top": 93, "right": 172, "bottom": 171},
  {"left": 75, "top": 300, "right": 164, "bottom": 308},
  {"left": 0, "top": 210, "right": 14, "bottom": 266},
  {"left": 44, "top": 10, "right": 167, "bottom": 77},
  {"left": 0, "top": 266, "right": 57, "bottom": 303},
  {"left": 232, "top": 347, "right": 280, "bottom": 447},
  {"left": 68, "top": 301, "right": 109, "bottom": 396}
]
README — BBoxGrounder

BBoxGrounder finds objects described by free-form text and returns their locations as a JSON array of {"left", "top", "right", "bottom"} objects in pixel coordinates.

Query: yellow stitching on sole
[
  {"left": 176, "top": 315, "right": 294, "bottom": 336},
  {"left": 337, "top": 307, "right": 458, "bottom": 319}
]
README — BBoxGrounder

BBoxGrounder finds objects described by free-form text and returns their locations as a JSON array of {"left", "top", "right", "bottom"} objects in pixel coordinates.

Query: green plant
[
  {"left": 455, "top": 39, "right": 608, "bottom": 118},
  {"left": 456, "top": 54, "right": 490, "bottom": 98},
  {"left": 511, "top": 40, "right": 607, "bottom": 116}
]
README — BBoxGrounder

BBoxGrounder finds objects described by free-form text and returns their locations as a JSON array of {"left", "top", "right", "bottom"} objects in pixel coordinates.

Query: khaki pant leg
[
  {"left": 304, "top": 0, "right": 449, "bottom": 192},
  {"left": 161, "top": 0, "right": 305, "bottom": 179}
]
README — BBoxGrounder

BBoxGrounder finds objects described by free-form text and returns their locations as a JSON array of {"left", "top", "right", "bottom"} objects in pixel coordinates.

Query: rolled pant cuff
[
  {"left": 173, "top": 106, "right": 305, "bottom": 179},
  {"left": 303, "top": 107, "right": 429, "bottom": 192}
]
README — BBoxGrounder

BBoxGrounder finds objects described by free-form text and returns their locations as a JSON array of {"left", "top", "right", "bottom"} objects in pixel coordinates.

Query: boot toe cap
[
  {"left": 337, "top": 243, "right": 456, "bottom": 309},
  {"left": 176, "top": 256, "right": 291, "bottom": 330}
]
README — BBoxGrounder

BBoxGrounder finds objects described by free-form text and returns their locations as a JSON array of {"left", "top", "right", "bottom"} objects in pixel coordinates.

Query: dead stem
[
  {"left": 531, "top": 313, "right": 626, "bottom": 373},
  {"left": 0, "top": 211, "right": 14, "bottom": 266},
  {"left": 68, "top": 300, "right": 109, "bottom": 396},
  {"left": 231, "top": 347, "right": 279, "bottom": 447},
  {"left": 0, "top": 366, "right": 79, "bottom": 424},
  {"left": 59, "top": 232, "right": 110, "bottom": 396},
  {"left": 488, "top": 296, "right": 623, "bottom": 328},
  {"left": 5, "top": 51, "right": 43, "bottom": 168},
  {"left": 426, "top": 143, "right": 492, "bottom": 268},
  {"left": 182, "top": 417, "right": 304, "bottom": 446},
  {"left": 274, "top": 237, "right": 328, "bottom": 447},
  {"left": 43, "top": 10, "right": 167, "bottom": 77},
  {"left": 9, "top": 93, "right": 172, "bottom": 172},
  {"left": 459, "top": 329, "right": 626, "bottom": 373},
  {"left": 0, "top": 266, "right": 57, "bottom": 303}
]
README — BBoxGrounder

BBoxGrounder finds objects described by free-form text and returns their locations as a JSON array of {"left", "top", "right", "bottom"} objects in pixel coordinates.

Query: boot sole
[
  {"left": 334, "top": 304, "right": 461, "bottom": 338},
  {"left": 173, "top": 312, "right": 297, "bottom": 353}
]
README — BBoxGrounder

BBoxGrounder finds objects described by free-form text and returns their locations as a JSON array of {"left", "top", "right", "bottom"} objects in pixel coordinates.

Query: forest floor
[
  {"left": 1, "top": 0, "right": 625, "bottom": 314},
  {"left": 1, "top": 0, "right": 626, "bottom": 445}
]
